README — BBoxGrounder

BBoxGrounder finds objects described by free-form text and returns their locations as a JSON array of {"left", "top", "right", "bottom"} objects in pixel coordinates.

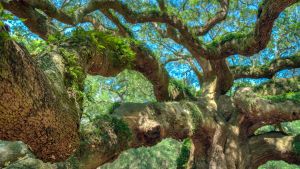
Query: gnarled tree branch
[
  {"left": 249, "top": 132, "right": 300, "bottom": 169},
  {"left": 231, "top": 53, "right": 300, "bottom": 79},
  {"left": 77, "top": 101, "right": 212, "bottom": 169},
  {"left": 234, "top": 87, "right": 300, "bottom": 135}
]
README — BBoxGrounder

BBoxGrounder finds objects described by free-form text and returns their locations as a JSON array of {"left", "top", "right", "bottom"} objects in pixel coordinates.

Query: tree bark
[{"left": 0, "top": 34, "right": 80, "bottom": 162}]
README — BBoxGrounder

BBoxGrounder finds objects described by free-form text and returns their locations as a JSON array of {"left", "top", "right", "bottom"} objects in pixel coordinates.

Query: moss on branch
[
  {"left": 209, "top": 32, "right": 247, "bottom": 48},
  {"left": 176, "top": 138, "right": 192, "bottom": 169},
  {"left": 262, "top": 92, "right": 300, "bottom": 104},
  {"left": 70, "top": 28, "right": 136, "bottom": 69}
]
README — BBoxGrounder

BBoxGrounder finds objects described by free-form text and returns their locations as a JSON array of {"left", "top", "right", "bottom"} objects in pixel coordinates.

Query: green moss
[
  {"left": 59, "top": 48, "right": 86, "bottom": 106},
  {"left": 94, "top": 115, "right": 132, "bottom": 144},
  {"left": 176, "top": 138, "right": 192, "bottom": 169},
  {"left": 181, "top": 102, "right": 203, "bottom": 133},
  {"left": 169, "top": 79, "right": 198, "bottom": 100},
  {"left": 47, "top": 28, "right": 136, "bottom": 69},
  {"left": 0, "top": 31, "right": 10, "bottom": 46},
  {"left": 254, "top": 125, "right": 275, "bottom": 135},
  {"left": 70, "top": 28, "right": 136, "bottom": 68},
  {"left": 263, "top": 92, "right": 300, "bottom": 103},
  {"left": 292, "top": 135, "right": 300, "bottom": 154},
  {"left": 259, "top": 160, "right": 300, "bottom": 169},
  {"left": 209, "top": 32, "right": 247, "bottom": 47},
  {"left": 108, "top": 102, "right": 121, "bottom": 114}
]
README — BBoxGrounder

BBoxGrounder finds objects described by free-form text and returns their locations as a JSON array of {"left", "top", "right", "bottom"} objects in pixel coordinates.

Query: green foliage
[
  {"left": 0, "top": 4, "right": 11, "bottom": 44},
  {"left": 100, "top": 138, "right": 182, "bottom": 169},
  {"left": 169, "top": 79, "right": 198, "bottom": 100},
  {"left": 209, "top": 32, "right": 247, "bottom": 47},
  {"left": 263, "top": 92, "right": 300, "bottom": 103},
  {"left": 226, "top": 80, "right": 255, "bottom": 96},
  {"left": 176, "top": 138, "right": 192, "bottom": 169},
  {"left": 292, "top": 135, "right": 300, "bottom": 154},
  {"left": 47, "top": 33, "right": 67, "bottom": 44},
  {"left": 59, "top": 48, "right": 85, "bottom": 104},
  {"left": 0, "top": 3, "right": 14, "bottom": 27},
  {"left": 108, "top": 102, "right": 121, "bottom": 114},
  {"left": 83, "top": 71, "right": 155, "bottom": 120},
  {"left": 255, "top": 125, "right": 276, "bottom": 135},
  {"left": 259, "top": 161, "right": 300, "bottom": 169},
  {"left": 70, "top": 28, "right": 136, "bottom": 68},
  {"left": 15, "top": 38, "right": 47, "bottom": 56}
]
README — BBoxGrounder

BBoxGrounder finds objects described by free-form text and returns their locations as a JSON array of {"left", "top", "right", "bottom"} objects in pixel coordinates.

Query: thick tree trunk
[
  {"left": 0, "top": 33, "right": 80, "bottom": 162},
  {"left": 187, "top": 91, "right": 300, "bottom": 169},
  {"left": 189, "top": 123, "right": 300, "bottom": 169},
  {"left": 190, "top": 125, "right": 251, "bottom": 169}
]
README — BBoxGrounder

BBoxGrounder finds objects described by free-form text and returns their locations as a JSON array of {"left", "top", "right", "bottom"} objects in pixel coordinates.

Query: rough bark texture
[
  {"left": 77, "top": 101, "right": 207, "bottom": 169},
  {"left": 0, "top": 35, "right": 80, "bottom": 162},
  {"left": 249, "top": 133, "right": 300, "bottom": 169}
]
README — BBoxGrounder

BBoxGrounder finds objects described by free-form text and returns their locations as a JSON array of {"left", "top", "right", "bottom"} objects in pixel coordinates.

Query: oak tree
[{"left": 0, "top": 0, "right": 300, "bottom": 168}]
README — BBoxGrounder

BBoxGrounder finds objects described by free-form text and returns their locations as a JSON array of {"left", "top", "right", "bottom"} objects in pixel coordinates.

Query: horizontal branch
[
  {"left": 234, "top": 88, "right": 300, "bottom": 135},
  {"left": 252, "top": 76, "right": 300, "bottom": 95},
  {"left": 249, "top": 132, "right": 300, "bottom": 168},
  {"left": 22, "top": 0, "right": 195, "bottom": 41},
  {"left": 77, "top": 101, "right": 212, "bottom": 169},
  {"left": 78, "top": 0, "right": 194, "bottom": 39},
  {"left": 231, "top": 54, "right": 300, "bottom": 79}
]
